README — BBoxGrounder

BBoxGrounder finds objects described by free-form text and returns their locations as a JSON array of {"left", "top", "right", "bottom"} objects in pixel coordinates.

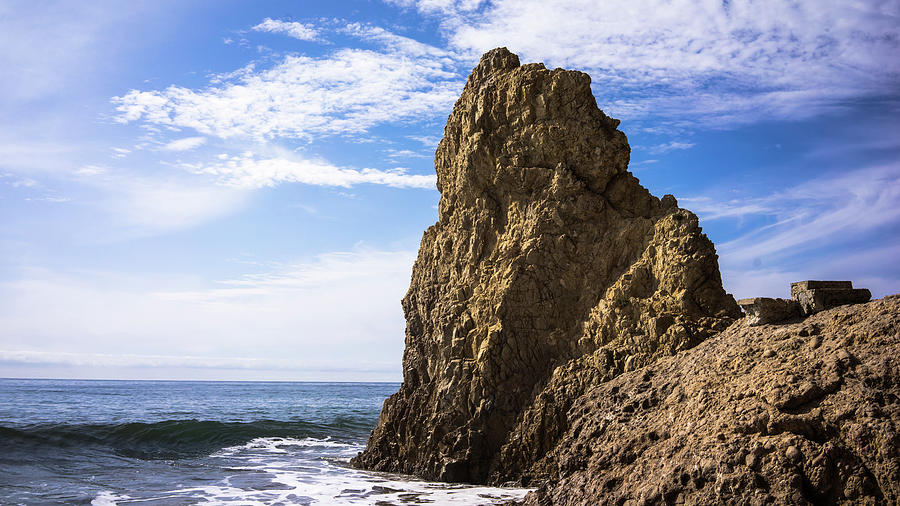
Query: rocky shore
[
  {"left": 519, "top": 295, "right": 899, "bottom": 504},
  {"left": 352, "top": 48, "right": 899, "bottom": 504}
]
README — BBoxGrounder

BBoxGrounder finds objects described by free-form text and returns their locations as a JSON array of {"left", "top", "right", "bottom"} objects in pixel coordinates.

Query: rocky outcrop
[
  {"left": 738, "top": 297, "right": 801, "bottom": 326},
  {"left": 738, "top": 280, "right": 873, "bottom": 327},
  {"left": 352, "top": 48, "right": 740, "bottom": 484},
  {"left": 521, "top": 295, "right": 900, "bottom": 505},
  {"left": 791, "top": 281, "right": 872, "bottom": 316}
]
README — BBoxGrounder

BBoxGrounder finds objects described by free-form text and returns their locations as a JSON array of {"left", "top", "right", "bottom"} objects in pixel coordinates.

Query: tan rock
[
  {"left": 795, "top": 288, "right": 872, "bottom": 316},
  {"left": 351, "top": 48, "right": 739, "bottom": 484},
  {"left": 519, "top": 295, "right": 900, "bottom": 505},
  {"left": 790, "top": 280, "right": 853, "bottom": 299},
  {"left": 738, "top": 297, "right": 800, "bottom": 326}
]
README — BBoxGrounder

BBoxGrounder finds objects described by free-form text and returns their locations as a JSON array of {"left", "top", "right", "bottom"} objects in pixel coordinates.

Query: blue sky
[{"left": 1, "top": 0, "right": 898, "bottom": 381}]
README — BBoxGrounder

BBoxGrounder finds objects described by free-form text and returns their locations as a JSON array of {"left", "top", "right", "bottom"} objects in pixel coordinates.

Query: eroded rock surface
[
  {"left": 739, "top": 297, "right": 801, "bottom": 326},
  {"left": 791, "top": 281, "right": 872, "bottom": 316},
  {"left": 351, "top": 48, "right": 740, "bottom": 484},
  {"left": 521, "top": 295, "right": 900, "bottom": 505}
]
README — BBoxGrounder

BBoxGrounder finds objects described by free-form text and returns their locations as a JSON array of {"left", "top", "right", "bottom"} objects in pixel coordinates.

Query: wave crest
[{"left": 0, "top": 418, "right": 365, "bottom": 460}]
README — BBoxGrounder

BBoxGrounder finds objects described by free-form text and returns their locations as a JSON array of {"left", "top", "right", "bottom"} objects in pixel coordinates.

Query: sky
[{"left": 1, "top": 0, "right": 898, "bottom": 382}]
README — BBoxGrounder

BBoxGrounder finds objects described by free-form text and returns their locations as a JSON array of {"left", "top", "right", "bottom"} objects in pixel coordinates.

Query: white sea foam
[
  {"left": 91, "top": 490, "right": 128, "bottom": 505},
  {"left": 213, "top": 436, "right": 358, "bottom": 457},
  {"left": 97, "top": 436, "right": 534, "bottom": 505}
]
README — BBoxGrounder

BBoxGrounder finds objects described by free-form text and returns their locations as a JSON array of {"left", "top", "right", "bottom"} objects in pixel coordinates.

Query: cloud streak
[
  {"left": 112, "top": 41, "right": 463, "bottom": 141},
  {"left": 183, "top": 151, "right": 436, "bottom": 189},
  {"left": 161, "top": 136, "right": 207, "bottom": 152},
  {"left": 401, "top": 0, "right": 900, "bottom": 126},
  {"left": 0, "top": 248, "right": 415, "bottom": 379},
  {"left": 685, "top": 162, "right": 900, "bottom": 298},
  {"left": 713, "top": 163, "right": 900, "bottom": 264},
  {"left": 251, "top": 18, "right": 320, "bottom": 41}
]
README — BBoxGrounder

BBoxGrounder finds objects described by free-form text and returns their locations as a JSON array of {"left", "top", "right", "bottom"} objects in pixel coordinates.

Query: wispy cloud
[
  {"left": 104, "top": 176, "right": 248, "bottom": 233},
  {"left": 251, "top": 18, "right": 320, "bottom": 41},
  {"left": 722, "top": 244, "right": 900, "bottom": 301},
  {"left": 680, "top": 196, "right": 776, "bottom": 222},
  {"left": 713, "top": 163, "right": 900, "bottom": 264},
  {"left": 0, "top": 1, "right": 163, "bottom": 102},
  {"left": 642, "top": 141, "right": 695, "bottom": 155},
  {"left": 183, "top": 151, "right": 436, "bottom": 189},
  {"left": 686, "top": 162, "right": 900, "bottom": 298},
  {"left": 384, "top": 148, "right": 431, "bottom": 161},
  {"left": 2, "top": 174, "right": 38, "bottom": 188},
  {"left": 112, "top": 28, "right": 464, "bottom": 141},
  {"left": 60, "top": 168, "right": 248, "bottom": 236},
  {"left": 161, "top": 136, "right": 207, "bottom": 152},
  {"left": 408, "top": 135, "right": 441, "bottom": 148},
  {"left": 341, "top": 22, "right": 454, "bottom": 58},
  {"left": 402, "top": 0, "right": 900, "bottom": 126},
  {"left": 0, "top": 248, "right": 414, "bottom": 379}
]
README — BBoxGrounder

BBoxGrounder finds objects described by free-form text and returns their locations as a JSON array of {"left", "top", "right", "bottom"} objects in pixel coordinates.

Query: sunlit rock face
[{"left": 351, "top": 47, "right": 740, "bottom": 484}]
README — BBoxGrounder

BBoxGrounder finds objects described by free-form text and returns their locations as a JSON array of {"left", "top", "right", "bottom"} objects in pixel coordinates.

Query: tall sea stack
[{"left": 352, "top": 48, "right": 741, "bottom": 483}]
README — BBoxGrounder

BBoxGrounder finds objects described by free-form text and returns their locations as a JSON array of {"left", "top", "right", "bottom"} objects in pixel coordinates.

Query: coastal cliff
[{"left": 352, "top": 48, "right": 740, "bottom": 483}]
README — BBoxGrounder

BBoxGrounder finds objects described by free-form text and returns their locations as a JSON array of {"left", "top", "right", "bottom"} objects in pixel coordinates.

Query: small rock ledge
[{"left": 739, "top": 280, "right": 872, "bottom": 326}]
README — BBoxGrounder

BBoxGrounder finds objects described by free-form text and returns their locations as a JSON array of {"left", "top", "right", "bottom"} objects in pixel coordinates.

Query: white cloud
[
  {"left": 342, "top": 22, "right": 454, "bottom": 58},
  {"left": 408, "top": 135, "right": 441, "bottom": 148},
  {"left": 388, "top": 0, "right": 486, "bottom": 16},
  {"left": 183, "top": 151, "right": 436, "bottom": 189},
  {"left": 680, "top": 196, "right": 774, "bottom": 222},
  {"left": 57, "top": 169, "right": 249, "bottom": 236},
  {"left": 384, "top": 148, "right": 431, "bottom": 160},
  {"left": 161, "top": 136, "right": 207, "bottom": 152},
  {"left": 713, "top": 163, "right": 900, "bottom": 264},
  {"left": 402, "top": 0, "right": 900, "bottom": 126},
  {"left": 0, "top": 248, "right": 414, "bottom": 380},
  {"left": 105, "top": 176, "right": 247, "bottom": 233},
  {"left": 0, "top": 140, "right": 83, "bottom": 176},
  {"left": 643, "top": 141, "right": 695, "bottom": 155},
  {"left": 722, "top": 244, "right": 900, "bottom": 301},
  {"left": 7, "top": 176, "right": 37, "bottom": 188},
  {"left": 252, "top": 18, "right": 320, "bottom": 41},
  {"left": 687, "top": 163, "right": 900, "bottom": 298},
  {"left": 112, "top": 45, "right": 464, "bottom": 141}
]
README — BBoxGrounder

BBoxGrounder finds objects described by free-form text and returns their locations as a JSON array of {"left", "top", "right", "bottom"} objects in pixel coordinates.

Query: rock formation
[
  {"left": 520, "top": 295, "right": 900, "bottom": 505},
  {"left": 738, "top": 297, "right": 801, "bottom": 326},
  {"left": 738, "top": 280, "right": 872, "bottom": 327},
  {"left": 352, "top": 48, "right": 740, "bottom": 484},
  {"left": 791, "top": 281, "right": 872, "bottom": 316}
]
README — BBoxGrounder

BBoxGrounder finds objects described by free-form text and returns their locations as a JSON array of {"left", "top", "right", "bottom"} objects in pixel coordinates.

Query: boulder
[
  {"left": 737, "top": 297, "right": 801, "bottom": 326},
  {"left": 790, "top": 280, "right": 872, "bottom": 316}
]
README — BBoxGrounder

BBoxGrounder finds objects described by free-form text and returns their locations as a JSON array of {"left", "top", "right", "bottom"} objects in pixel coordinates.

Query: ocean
[{"left": 0, "top": 378, "right": 531, "bottom": 505}]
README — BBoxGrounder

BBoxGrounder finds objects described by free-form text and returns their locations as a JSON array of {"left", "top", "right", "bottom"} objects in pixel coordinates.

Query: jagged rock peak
[
  {"left": 352, "top": 48, "right": 740, "bottom": 485},
  {"left": 467, "top": 47, "right": 520, "bottom": 83},
  {"left": 435, "top": 46, "right": 624, "bottom": 200}
]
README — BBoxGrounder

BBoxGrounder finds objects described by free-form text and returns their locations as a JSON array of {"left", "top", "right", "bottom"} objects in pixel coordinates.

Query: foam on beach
[{"left": 92, "top": 436, "right": 533, "bottom": 505}]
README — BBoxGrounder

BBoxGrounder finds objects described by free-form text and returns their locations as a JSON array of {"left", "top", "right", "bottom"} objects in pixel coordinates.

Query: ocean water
[{"left": 0, "top": 379, "right": 531, "bottom": 505}]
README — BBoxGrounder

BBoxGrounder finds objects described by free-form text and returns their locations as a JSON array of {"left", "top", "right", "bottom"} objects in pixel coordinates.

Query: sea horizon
[{"left": 0, "top": 376, "right": 402, "bottom": 384}]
